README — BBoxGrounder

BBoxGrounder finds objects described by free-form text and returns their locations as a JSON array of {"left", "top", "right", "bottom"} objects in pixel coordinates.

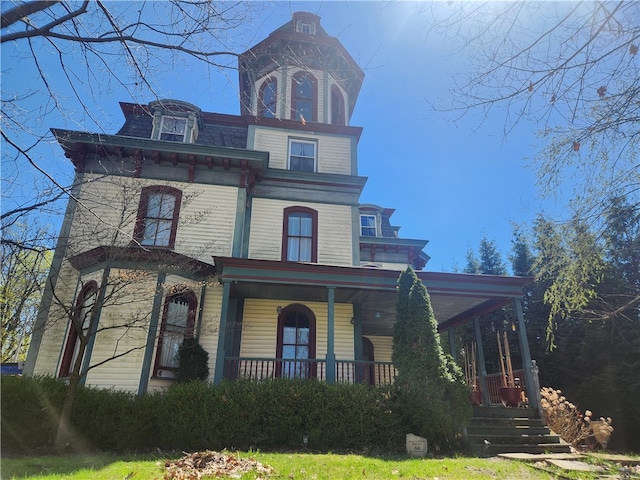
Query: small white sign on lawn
[{"left": 406, "top": 433, "right": 428, "bottom": 457}]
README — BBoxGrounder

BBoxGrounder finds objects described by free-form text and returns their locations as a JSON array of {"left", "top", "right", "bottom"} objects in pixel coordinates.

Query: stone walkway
[{"left": 498, "top": 452, "right": 640, "bottom": 477}]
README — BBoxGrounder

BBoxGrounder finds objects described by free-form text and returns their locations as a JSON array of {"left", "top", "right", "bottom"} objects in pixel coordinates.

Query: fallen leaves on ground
[{"left": 164, "top": 450, "right": 274, "bottom": 479}]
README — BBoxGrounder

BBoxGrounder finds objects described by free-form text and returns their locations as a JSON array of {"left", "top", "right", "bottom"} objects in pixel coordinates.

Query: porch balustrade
[
  {"left": 224, "top": 357, "right": 396, "bottom": 385},
  {"left": 223, "top": 357, "right": 522, "bottom": 403},
  {"left": 479, "top": 369, "right": 526, "bottom": 404}
]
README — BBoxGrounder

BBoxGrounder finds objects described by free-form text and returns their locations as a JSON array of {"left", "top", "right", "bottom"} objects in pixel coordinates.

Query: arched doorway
[{"left": 276, "top": 304, "right": 316, "bottom": 378}]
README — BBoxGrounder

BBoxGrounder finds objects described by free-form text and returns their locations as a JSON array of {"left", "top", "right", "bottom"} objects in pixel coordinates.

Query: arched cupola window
[
  {"left": 259, "top": 77, "right": 277, "bottom": 118},
  {"left": 331, "top": 85, "right": 346, "bottom": 126},
  {"left": 276, "top": 304, "right": 317, "bottom": 379},
  {"left": 292, "top": 72, "right": 317, "bottom": 122}
]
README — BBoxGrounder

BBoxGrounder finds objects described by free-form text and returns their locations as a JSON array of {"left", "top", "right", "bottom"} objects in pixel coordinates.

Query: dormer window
[
  {"left": 149, "top": 100, "right": 201, "bottom": 144},
  {"left": 360, "top": 215, "right": 377, "bottom": 237},
  {"left": 160, "top": 116, "right": 187, "bottom": 142}
]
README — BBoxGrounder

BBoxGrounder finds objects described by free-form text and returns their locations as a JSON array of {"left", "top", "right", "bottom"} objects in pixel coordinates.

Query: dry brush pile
[
  {"left": 164, "top": 451, "right": 274, "bottom": 479},
  {"left": 540, "top": 387, "right": 613, "bottom": 450}
]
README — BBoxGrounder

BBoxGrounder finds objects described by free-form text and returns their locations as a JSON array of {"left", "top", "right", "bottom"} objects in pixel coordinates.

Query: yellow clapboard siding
[
  {"left": 32, "top": 263, "right": 82, "bottom": 377},
  {"left": 240, "top": 299, "right": 354, "bottom": 360},
  {"left": 252, "top": 128, "right": 351, "bottom": 175},
  {"left": 366, "top": 335, "right": 394, "bottom": 363},
  {"left": 69, "top": 175, "right": 238, "bottom": 263},
  {"left": 80, "top": 270, "right": 157, "bottom": 391},
  {"left": 249, "top": 198, "right": 352, "bottom": 265}
]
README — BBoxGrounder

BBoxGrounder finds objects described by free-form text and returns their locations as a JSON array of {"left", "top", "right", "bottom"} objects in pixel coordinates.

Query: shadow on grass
[{"left": 0, "top": 453, "right": 168, "bottom": 479}]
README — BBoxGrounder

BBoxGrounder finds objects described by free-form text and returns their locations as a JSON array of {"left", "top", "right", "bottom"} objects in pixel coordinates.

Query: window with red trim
[
  {"left": 153, "top": 289, "right": 197, "bottom": 377},
  {"left": 276, "top": 304, "right": 316, "bottom": 379},
  {"left": 59, "top": 281, "right": 98, "bottom": 378},
  {"left": 134, "top": 186, "right": 182, "bottom": 248},
  {"left": 292, "top": 72, "right": 316, "bottom": 122},
  {"left": 259, "top": 77, "right": 277, "bottom": 118},
  {"left": 282, "top": 207, "right": 318, "bottom": 262},
  {"left": 331, "top": 85, "right": 345, "bottom": 126}
]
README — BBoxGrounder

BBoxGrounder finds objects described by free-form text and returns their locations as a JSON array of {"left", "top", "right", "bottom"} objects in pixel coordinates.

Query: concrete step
[
  {"left": 467, "top": 433, "right": 563, "bottom": 446},
  {"left": 468, "top": 405, "right": 572, "bottom": 456},
  {"left": 472, "top": 442, "right": 572, "bottom": 456},
  {"left": 467, "top": 425, "right": 551, "bottom": 436},
  {"left": 468, "top": 417, "right": 547, "bottom": 428},
  {"left": 472, "top": 406, "right": 538, "bottom": 418}
]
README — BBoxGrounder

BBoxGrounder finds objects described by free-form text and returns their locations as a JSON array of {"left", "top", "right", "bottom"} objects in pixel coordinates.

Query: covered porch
[{"left": 211, "top": 257, "right": 537, "bottom": 410}]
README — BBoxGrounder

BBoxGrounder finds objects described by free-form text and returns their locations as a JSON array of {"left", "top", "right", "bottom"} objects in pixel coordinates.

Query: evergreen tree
[
  {"left": 392, "top": 267, "right": 470, "bottom": 449},
  {"left": 464, "top": 248, "right": 481, "bottom": 274},
  {"left": 477, "top": 236, "right": 507, "bottom": 276}
]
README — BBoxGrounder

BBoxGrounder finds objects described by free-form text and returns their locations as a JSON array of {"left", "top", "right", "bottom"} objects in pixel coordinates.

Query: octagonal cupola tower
[{"left": 239, "top": 12, "right": 364, "bottom": 126}]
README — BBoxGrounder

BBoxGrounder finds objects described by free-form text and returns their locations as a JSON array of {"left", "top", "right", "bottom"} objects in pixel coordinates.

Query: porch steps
[{"left": 467, "top": 406, "right": 571, "bottom": 456}]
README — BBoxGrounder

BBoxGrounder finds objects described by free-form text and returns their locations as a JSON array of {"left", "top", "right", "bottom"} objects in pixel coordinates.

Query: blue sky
[{"left": 3, "top": 1, "right": 565, "bottom": 273}]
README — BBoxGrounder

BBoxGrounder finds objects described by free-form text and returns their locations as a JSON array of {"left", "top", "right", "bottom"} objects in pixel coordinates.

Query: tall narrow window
[
  {"left": 276, "top": 305, "right": 316, "bottom": 379},
  {"left": 59, "top": 281, "right": 98, "bottom": 378},
  {"left": 292, "top": 72, "right": 316, "bottom": 122},
  {"left": 288, "top": 139, "right": 316, "bottom": 172},
  {"left": 154, "top": 290, "right": 197, "bottom": 377},
  {"left": 331, "top": 86, "right": 345, "bottom": 126},
  {"left": 134, "top": 186, "right": 182, "bottom": 248},
  {"left": 360, "top": 214, "right": 377, "bottom": 237},
  {"left": 282, "top": 207, "right": 318, "bottom": 262},
  {"left": 259, "top": 78, "right": 277, "bottom": 118}
]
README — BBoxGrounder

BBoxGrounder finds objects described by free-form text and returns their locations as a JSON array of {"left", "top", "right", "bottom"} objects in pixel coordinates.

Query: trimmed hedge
[{"left": 2, "top": 376, "right": 412, "bottom": 454}]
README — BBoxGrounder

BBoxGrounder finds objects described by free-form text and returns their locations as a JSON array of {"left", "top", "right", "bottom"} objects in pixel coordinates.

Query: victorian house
[{"left": 24, "top": 13, "right": 537, "bottom": 414}]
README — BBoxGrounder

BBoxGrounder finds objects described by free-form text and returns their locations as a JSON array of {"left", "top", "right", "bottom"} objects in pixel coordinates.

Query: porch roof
[{"left": 213, "top": 257, "right": 532, "bottom": 336}]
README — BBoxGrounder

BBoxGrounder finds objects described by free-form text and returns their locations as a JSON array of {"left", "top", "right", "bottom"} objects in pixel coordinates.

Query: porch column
[
  {"left": 326, "top": 286, "right": 336, "bottom": 384},
  {"left": 213, "top": 280, "right": 231, "bottom": 384},
  {"left": 352, "top": 303, "right": 364, "bottom": 382},
  {"left": 513, "top": 298, "right": 541, "bottom": 416},
  {"left": 473, "top": 316, "right": 490, "bottom": 406},
  {"left": 138, "top": 271, "right": 167, "bottom": 395},
  {"left": 80, "top": 264, "right": 111, "bottom": 387},
  {"left": 448, "top": 327, "right": 457, "bottom": 362}
]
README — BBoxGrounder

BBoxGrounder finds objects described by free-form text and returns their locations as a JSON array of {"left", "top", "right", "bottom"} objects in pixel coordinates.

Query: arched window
[
  {"left": 59, "top": 281, "right": 98, "bottom": 377},
  {"left": 282, "top": 206, "right": 318, "bottom": 263},
  {"left": 276, "top": 304, "right": 316, "bottom": 379},
  {"left": 291, "top": 72, "right": 316, "bottom": 122},
  {"left": 153, "top": 289, "right": 198, "bottom": 377},
  {"left": 134, "top": 186, "right": 182, "bottom": 248},
  {"left": 259, "top": 77, "right": 277, "bottom": 118},
  {"left": 331, "top": 85, "right": 345, "bottom": 125}
]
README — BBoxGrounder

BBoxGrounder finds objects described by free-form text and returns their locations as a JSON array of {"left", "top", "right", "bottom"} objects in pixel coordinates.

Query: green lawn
[{"left": 0, "top": 451, "right": 590, "bottom": 480}]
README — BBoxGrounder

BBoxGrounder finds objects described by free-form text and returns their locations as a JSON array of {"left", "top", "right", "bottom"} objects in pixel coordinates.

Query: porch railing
[
  {"left": 224, "top": 357, "right": 396, "bottom": 385},
  {"left": 480, "top": 369, "right": 526, "bottom": 404},
  {"left": 223, "top": 357, "right": 521, "bottom": 399}
]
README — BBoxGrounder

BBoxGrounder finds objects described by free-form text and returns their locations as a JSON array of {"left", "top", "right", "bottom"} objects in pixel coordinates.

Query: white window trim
[
  {"left": 288, "top": 139, "right": 317, "bottom": 172},
  {"left": 360, "top": 214, "right": 377, "bottom": 237}
]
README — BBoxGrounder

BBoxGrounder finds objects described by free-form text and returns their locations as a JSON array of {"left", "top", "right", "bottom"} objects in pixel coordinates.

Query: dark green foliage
[
  {"left": 1, "top": 376, "right": 406, "bottom": 454},
  {"left": 0, "top": 376, "right": 67, "bottom": 452},
  {"left": 392, "top": 267, "right": 471, "bottom": 450},
  {"left": 174, "top": 338, "right": 209, "bottom": 383}
]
